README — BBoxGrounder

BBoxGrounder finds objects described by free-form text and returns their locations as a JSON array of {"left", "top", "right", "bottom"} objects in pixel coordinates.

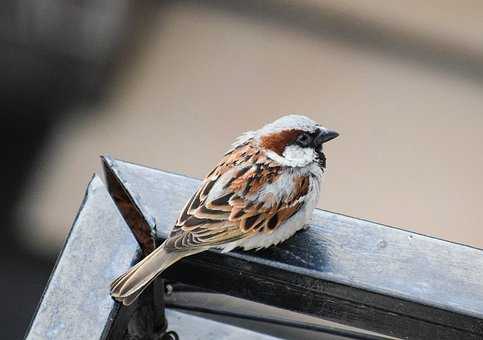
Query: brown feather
[
  {"left": 259, "top": 129, "right": 304, "bottom": 155},
  {"left": 166, "top": 142, "right": 309, "bottom": 252}
]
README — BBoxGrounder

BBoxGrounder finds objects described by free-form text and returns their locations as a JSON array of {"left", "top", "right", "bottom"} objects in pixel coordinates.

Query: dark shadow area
[{"left": 0, "top": 1, "right": 148, "bottom": 337}]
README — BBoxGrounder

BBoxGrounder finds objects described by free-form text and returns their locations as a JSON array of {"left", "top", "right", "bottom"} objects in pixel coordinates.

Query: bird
[{"left": 110, "top": 114, "right": 339, "bottom": 305}]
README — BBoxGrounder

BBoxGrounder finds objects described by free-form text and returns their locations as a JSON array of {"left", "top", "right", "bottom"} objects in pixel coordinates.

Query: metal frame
[{"left": 26, "top": 157, "right": 483, "bottom": 339}]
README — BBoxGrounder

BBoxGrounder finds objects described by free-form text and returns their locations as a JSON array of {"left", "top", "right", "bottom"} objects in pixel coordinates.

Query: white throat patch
[
  {"left": 264, "top": 144, "right": 315, "bottom": 167},
  {"left": 282, "top": 145, "right": 316, "bottom": 166}
]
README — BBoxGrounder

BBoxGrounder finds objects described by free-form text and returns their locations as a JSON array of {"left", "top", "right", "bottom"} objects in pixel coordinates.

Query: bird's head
[{"left": 250, "top": 114, "right": 339, "bottom": 169}]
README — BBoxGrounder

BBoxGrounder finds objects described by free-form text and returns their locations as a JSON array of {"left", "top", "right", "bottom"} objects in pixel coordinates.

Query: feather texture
[
  {"left": 110, "top": 114, "right": 337, "bottom": 306},
  {"left": 110, "top": 143, "right": 313, "bottom": 305},
  {"left": 164, "top": 142, "right": 311, "bottom": 252}
]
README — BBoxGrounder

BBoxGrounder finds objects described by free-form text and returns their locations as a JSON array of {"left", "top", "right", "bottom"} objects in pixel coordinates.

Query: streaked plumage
[{"left": 111, "top": 114, "right": 338, "bottom": 305}]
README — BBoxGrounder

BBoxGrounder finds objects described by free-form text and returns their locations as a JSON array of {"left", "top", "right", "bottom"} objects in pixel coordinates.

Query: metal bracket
[{"left": 122, "top": 279, "right": 178, "bottom": 340}]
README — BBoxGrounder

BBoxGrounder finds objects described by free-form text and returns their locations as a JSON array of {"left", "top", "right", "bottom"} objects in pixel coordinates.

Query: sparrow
[{"left": 111, "top": 114, "right": 339, "bottom": 305}]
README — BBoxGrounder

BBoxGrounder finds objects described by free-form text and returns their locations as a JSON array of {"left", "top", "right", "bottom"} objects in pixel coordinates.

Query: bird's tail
[{"left": 110, "top": 243, "right": 186, "bottom": 306}]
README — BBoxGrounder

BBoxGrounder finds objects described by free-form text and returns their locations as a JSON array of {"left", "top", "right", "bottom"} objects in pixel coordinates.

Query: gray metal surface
[
  {"left": 167, "top": 310, "right": 280, "bottom": 340},
  {"left": 26, "top": 175, "right": 138, "bottom": 340},
  {"left": 104, "top": 156, "right": 483, "bottom": 319},
  {"left": 25, "top": 157, "right": 483, "bottom": 339},
  {"left": 166, "top": 290, "right": 395, "bottom": 340},
  {"left": 101, "top": 156, "right": 483, "bottom": 339}
]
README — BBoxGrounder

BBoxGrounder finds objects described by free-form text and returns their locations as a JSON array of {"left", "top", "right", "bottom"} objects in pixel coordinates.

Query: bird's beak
[{"left": 314, "top": 129, "right": 339, "bottom": 145}]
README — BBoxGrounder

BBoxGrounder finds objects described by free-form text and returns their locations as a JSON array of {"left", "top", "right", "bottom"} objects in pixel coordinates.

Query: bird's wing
[{"left": 164, "top": 143, "right": 310, "bottom": 252}]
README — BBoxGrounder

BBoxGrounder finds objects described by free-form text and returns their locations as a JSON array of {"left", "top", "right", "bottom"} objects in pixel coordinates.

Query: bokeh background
[{"left": 3, "top": 1, "right": 483, "bottom": 338}]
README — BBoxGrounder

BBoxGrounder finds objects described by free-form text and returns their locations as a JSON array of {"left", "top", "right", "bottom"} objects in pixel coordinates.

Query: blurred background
[{"left": 3, "top": 0, "right": 483, "bottom": 338}]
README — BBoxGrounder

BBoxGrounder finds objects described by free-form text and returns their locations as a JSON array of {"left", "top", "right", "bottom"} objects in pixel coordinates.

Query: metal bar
[
  {"left": 102, "top": 156, "right": 483, "bottom": 340},
  {"left": 104, "top": 157, "right": 156, "bottom": 254},
  {"left": 26, "top": 175, "right": 139, "bottom": 340},
  {"left": 165, "top": 289, "right": 394, "bottom": 340},
  {"left": 164, "top": 309, "right": 279, "bottom": 340}
]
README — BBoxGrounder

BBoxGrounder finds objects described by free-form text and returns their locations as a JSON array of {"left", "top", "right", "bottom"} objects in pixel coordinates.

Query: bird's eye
[{"left": 296, "top": 133, "right": 312, "bottom": 147}]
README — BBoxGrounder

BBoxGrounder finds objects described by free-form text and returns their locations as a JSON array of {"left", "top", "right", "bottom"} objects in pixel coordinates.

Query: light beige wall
[{"left": 19, "top": 2, "right": 483, "bottom": 253}]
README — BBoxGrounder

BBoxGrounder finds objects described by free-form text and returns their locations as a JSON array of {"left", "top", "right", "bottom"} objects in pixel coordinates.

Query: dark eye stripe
[{"left": 296, "top": 133, "right": 312, "bottom": 147}]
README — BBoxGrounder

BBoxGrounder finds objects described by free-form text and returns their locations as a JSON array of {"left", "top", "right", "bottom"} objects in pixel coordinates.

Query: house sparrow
[{"left": 111, "top": 114, "right": 339, "bottom": 305}]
